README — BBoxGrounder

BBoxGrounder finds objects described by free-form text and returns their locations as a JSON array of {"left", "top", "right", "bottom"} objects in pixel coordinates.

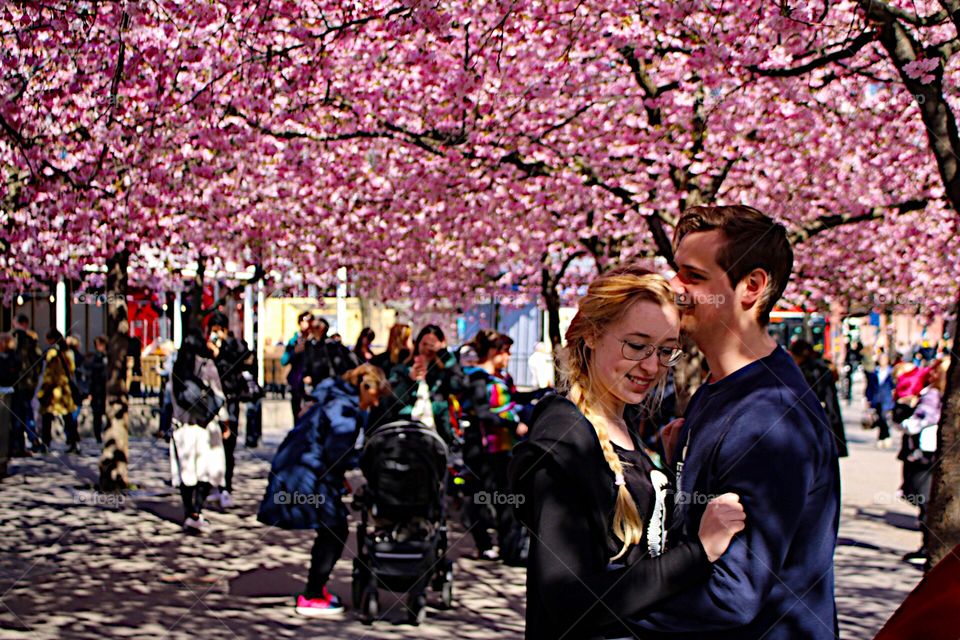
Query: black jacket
[
  {"left": 214, "top": 336, "right": 253, "bottom": 400},
  {"left": 78, "top": 351, "right": 107, "bottom": 399},
  {"left": 508, "top": 395, "right": 710, "bottom": 640},
  {"left": 13, "top": 328, "right": 43, "bottom": 393}
]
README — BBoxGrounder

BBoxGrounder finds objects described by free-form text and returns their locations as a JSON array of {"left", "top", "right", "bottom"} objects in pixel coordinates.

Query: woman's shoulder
[{"left": 525, "top": 394, "right": 604, "bottom": 465}]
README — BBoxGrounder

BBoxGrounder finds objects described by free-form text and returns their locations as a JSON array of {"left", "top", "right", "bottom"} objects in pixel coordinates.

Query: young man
[
  {"left": 629, "top": 205, "right": 840, "bottom": 639},
  {"left": 281, "top": 311, "right": 314, "bottom": 419},
  {"left": 81, "top": 336, "right": 108, "bottom": 444},
  {"left": 11, "top": 314, "right": 43, "bottom": 455}
]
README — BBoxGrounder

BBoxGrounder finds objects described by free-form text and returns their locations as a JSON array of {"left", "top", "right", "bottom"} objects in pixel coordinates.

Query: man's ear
[{"left": 739, "top": 268, "right": 769, "bottom": 311}]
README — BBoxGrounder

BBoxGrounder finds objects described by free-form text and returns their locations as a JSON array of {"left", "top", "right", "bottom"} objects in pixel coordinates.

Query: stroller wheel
[
  {"left": 440, "top": 581, "right": 453, "bottom": 609},
  {"left": 408, "top": 593, "right": 428, "bottom": 626},
  {"left": 361, "top": 590, "right": 378, "bottom": 625}
]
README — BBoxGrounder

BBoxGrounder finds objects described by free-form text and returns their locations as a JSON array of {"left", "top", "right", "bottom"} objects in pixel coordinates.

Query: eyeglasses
[{"left": 620, "top": 340, "right": 685, "bottom": 367}]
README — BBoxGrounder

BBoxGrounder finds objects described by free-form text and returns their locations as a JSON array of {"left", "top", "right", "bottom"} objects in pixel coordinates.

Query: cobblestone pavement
[{"left": 0, "top": 394, "right": 923, "bottom": 639}]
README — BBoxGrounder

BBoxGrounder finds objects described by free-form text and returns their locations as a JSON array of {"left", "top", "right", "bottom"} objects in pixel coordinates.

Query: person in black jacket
[
  {"left": 791, "top": 339, "right": 848, "bottom": 457},
  {"left": 509, "top": 267, "right": 745, "bottom": 640},
  {"left": 11, "top": 315, "right": 43, "bottom": 456},
  {"left": 207, "top": 312, "right": 254, "bottom": 509},
  {"left": 0, "top": 333, "right": 21, "bottom": 477},
  {"left": 80, "top": 336, "right": 108, "bottom": 444}
]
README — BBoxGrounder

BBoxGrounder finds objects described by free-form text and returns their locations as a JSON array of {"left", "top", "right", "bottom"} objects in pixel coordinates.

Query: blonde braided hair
[{"left": 558, "top": 268, "right": 675, "bottom": 560}]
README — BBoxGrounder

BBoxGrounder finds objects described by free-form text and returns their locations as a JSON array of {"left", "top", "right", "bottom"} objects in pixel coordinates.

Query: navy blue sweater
[{"left": 630, "top": 346, "right": 840, "bottom": 639}]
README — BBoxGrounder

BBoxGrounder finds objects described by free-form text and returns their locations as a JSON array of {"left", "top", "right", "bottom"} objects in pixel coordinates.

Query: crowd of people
[
  {"left": 3, "top": 205, "right": 953, "bottom": 636},
  {"left": 0, "top": 314, "right": 109, "bottom": 477},
  {"left": 839, "top": 340, "right": 951, "bottom": 567},
  {"left": 159, "top": 304, "right": 539, "bottom": 616}
]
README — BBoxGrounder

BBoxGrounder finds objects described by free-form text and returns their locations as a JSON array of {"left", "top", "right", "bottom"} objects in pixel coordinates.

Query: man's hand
[{"left": 661, "top": 418, "right": 684, "bottom": 466}]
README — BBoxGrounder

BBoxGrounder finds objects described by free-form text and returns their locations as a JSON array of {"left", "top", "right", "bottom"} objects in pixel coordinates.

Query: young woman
[
  {"left": 37, "top": 328, "right": 80, "bottom": 453},
  {"left": 169, "top": 329, "right": 228, "bottom": 533},
  {"left": 370, "top": 323, "right": 412, "bottom": 380},
  {"left": 898, "top": 358, "right": 949, "bottom": 565},
  {"left": 462, "top": 329, "right": 525, "bottom": 560},
  {"left": 389, "top": 325, "right": 466, "bottom": 445},
  {"left": 509, "top": 268, "right": 746, "bottom": 640},
  {"left": 353, "top": 327, "right": 376, "bottom": 364},
  {"left": 257, "top": 363, "right": 390, "bottom": 617}
]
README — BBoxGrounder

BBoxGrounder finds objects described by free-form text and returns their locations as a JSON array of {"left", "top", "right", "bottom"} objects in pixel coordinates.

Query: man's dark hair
[
  {"left": 15, "top": 314, "right": 29, "bottom": 325},
  {"left": 674, "top": 205, "right": 793, "bottom": 325},
  {"left": 789, "top": 339, "right": 814, "bottom": 358},
  {"left": 208, "top": 311, "right": 229, "bottom": 330},
  {"left": 94, "top": 335, "right": 108, "bottom": 348},
  {"left": 297, "top": 311, "right": 313, "bottom": 323}
]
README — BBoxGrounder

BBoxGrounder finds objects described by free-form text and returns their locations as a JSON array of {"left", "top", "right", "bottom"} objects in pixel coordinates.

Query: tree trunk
[
  {"left": 99, "top": 248, "right": 130, "bottom": 491},
  {"left": 856, "top": 2, "right": 960, "bottom": 570},
  {"left": 184, "top": 256, "right": 206, "bottom": 333},
  {"left": 672, "top": 340, "right": 703, "bottom": 415},
  {"left": 541, "top": 266, "right": 564, "bottom": 382},
  {"left": 924, "top": 286, "right": 960, "bottom": 567}
]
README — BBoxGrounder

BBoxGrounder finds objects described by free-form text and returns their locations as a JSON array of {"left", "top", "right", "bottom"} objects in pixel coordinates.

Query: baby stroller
[{"left": 351, "top": 420, "right": 454, "bottom": 625}]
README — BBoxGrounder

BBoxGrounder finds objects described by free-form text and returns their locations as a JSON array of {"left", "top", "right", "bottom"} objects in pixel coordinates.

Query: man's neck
[{"left": 702, "top": 325, "right": 777, "bottom": 381}]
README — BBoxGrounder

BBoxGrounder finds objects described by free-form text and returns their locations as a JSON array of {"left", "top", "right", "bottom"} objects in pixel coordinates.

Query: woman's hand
[
  {"left": 698, "top": 493, "right": 746, "bottom": 562},
  {"left": 410, "top": 355, "right": 427, "bottom": 381},
  {"left": 660, "top": 418, "right": 684, "bottom": 466}
]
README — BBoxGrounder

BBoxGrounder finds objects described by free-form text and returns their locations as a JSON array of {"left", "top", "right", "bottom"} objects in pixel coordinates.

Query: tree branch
[
  {"left": 790, "top": 199, "right": 927, "bottom": 244},
  {"left": 747, "top": 30, "right": 877, "bottom": 77}
]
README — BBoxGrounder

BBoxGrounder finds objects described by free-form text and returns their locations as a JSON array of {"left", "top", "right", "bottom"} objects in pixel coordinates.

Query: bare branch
[{"left": 748, "top": 30, "right": 876, "bottom": 77}]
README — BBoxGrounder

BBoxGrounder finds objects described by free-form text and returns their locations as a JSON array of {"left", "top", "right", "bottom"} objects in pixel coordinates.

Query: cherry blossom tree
[{"left": 4, "top": 1, "right": 959, "bottom": 521}]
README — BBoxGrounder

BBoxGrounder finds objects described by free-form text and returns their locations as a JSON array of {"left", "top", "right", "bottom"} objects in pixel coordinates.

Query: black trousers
[
  {"left": 874, "top": 407, "right": 891, "bottom": 440},
  {"left": 245, "top": 400, "right": 262, "bottom": 446},
  {"left": 10, "top": 390, "right": 37, "bottom": 454},
  {"left": 41, "top": 412, "right": 79, "bottom": 447},
  {"left": 180, "top": 482, "right": 212, "bottom": 518},
  {"left": 306, "top": 520, "right": 349, "bottom": 598},
  {"left": 291, "top": 385, "right": 306, "bottom": 420},
  {"left": 221, "top": 420, "right": 237, "bottom": 492},
  {"left": 91, "top": 395, "right": 106, "bottom": 443},
  {"left": 462, "top": 450, "right": 512, "bottom": 553}
]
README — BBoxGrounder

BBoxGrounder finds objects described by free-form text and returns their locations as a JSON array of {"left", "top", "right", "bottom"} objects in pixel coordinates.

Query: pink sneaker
[
  {"left": 322, "top": 586, "right": 342, "bottom": 606},
  {"left": 295, "top": 593, "right": 344, "bottom": 617}
]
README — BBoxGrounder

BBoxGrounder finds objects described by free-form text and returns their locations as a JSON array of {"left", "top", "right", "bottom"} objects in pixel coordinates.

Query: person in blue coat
[
  {"left": 257, "top": 363, "right": 390, "bottom": 617},
  {"left": 631, "top": 205, "right": 840, "bottom": 640}
]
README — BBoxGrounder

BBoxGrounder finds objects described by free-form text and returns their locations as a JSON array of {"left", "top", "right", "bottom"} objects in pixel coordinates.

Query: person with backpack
[
  {"left": 169, "top": 329, "right": 228, "bottom": 533},
  {"left": 257, "top": 364, "right": 390, "bottom": 617},
  {"left": 37, "top": 329, "right": 80, "bottom": 454},
  {"left": 461, "top": 329, "right": 526, "bottom": 561}
]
